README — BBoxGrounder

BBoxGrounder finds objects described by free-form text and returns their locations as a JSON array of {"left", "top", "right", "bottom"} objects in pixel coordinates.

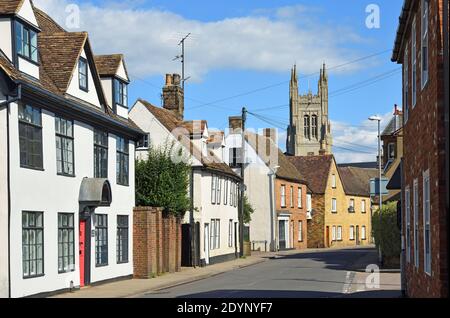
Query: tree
[
  {"left": 135, "top": 143, "right": 191, "bottom": 218},
  {"left": 372, "top": 201, "right": 401, "bottom": 267},
  {"left": 243, "top": 194, "right": 254, "bottom": 224}
]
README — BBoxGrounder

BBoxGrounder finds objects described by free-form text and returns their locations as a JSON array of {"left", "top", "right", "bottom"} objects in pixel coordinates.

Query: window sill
[
  {"left": 57, "top": 173, "right": 76, "bottom": 178},
  {"left": 96, "top": 263, "right": 108, "bottom": 268},
  {"left": 20, "top": 165, "right": 44, "bottom": 171},
  {"left": 23, "top": 274, "right": 45, "bottom": 280},
  {"left": 79, "top": 86, "right": 89, "bottom": 93},
  {"left": 18, "top": 53, "right": 40, "bottom": 66},
  {"left": 58, "top": 269, "right": 76, "bottom": 274},
  {"left": 117, "top": 261, "right": 129, "bottom": 265},
  {"left": 117, "top": 183, "right": 130, "bottom": 187}
]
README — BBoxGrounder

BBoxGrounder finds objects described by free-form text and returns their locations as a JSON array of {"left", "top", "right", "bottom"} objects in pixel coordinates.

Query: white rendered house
[
  {"left": 129, "top": 75, "right": 242, "bottom": 266},
  {"left": 0, "top": 1, "right": 142, "bottom": 297}
]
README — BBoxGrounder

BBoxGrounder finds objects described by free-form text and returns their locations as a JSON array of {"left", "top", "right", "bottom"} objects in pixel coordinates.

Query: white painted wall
[
  {"left": 224, "top": 133, "right": 273, "bottom": 252},
  {"left": 18, "top": 56, "right": 39, "bottom": 80},
  {"left": 67, "top": 49, "right": 101, "bottom": 108},
  {"left": 116, "top": 104, "right": 128, "bottom": 119},
  {"left": 100, "top": 78, "right": 112, "bottom": 108},
  {"left": 17, "top": 0, "right": 39, "bottom": 28},
  {"left": 130, "top": 101, "right": 240, "bottom": 263},
  {"left": 0, "top": 104, "right": 10, "bottom": 297},
  {"left": 0, "top": 18, "right": 12, "bottom": 61},
  {"left": 116, "top": 60, "right": 128, "bottom": 82},
  {"left": 7, "top": 102, "right": 135, "bottom": 298}
]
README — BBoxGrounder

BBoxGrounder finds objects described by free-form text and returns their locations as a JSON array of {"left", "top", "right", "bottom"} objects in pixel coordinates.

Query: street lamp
[{"left": 369, "top": 115, "right": 383, "bottom": 264}]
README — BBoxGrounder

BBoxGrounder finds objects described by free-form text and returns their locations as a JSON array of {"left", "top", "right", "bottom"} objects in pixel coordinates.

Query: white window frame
[
  {"left": 290, "top": 186, "right": 294, "bottom": 208},
  {"left": 412, "top": 18, "right": 417, "bottom": 107},
  {"left": 224, "top": 178, "right": 228, "bottom": 205},
  {"left": 211, "top": 174, "right": 217, "bottom": 204},
  {"left": 228, "top": 219, "right": 233, "bottom": 247},
  {"left": 298, "top": 221, "right": 303, "bottom": 242},
  {"left": 361, "top": 200, "right": 366, "bottom": 213},
  {"left": 306, "top": 193, "right": 312, "bottom": 212},
  {"left": 337, "top": 226, "right": 342, "bottom": 241},
  {"left": 421, "top": 0, "right": 429, "bottom": 89},
  {"left": 350, "top": 226, "right": 355, "bottom": 241},
  {"left": 281, "top": 185, "right": 286, "bottom": 208},
  {"left": 216, "top": 177, "right": 221, "bottom": 205},
  {"left": 405, "top": 186, "right": 411, "bottom": 263},
  {"left": 331, "top": 198, "right": 337, "bottom": 213},
  {"left": 388, "top": 143, "right": 395, "bottom": 160},
  {"left": 298, "top": 187, "right": 303, "bottom": 208},
  {"left": 350, "top": 199, "right": 355, "bottom": 208},
  {"left": 361, "top": 226, "right": 367, "bottom": 240},
  {"left": 413, "top": 179, "right": 419, "bottom": 268},
  {"left": 423, "top": 170, "right": 431, "bottom": 275},
  {"left": 332, "top": 226, "right": 336, "bottom": 241},
  {"left": 331, "top": 174, "right": 336, "bottom": 188}
]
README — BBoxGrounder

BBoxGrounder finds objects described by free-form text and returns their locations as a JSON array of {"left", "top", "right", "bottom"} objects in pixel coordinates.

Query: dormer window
[
  {"left": 114, "top": 78, "right": 128, "bottom": 108},
  {"left": 15, "top": 21, "right": 38, "bottom": 63},
  {"left": 78, "top": 57, "right": 88, "bottom": 91}
]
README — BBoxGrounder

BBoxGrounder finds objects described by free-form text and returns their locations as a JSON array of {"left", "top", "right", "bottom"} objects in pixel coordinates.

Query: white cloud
[
  {"left": 332, "top": 111, "right": 393, "bottom": 164},
  {"left": 34, "top": 0, "right": 367, "bottom": 81}
]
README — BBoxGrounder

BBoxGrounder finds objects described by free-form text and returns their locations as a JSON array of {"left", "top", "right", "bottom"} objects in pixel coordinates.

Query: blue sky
[{"left": 37, "top": 0, "right": 404, "bottom": 162}]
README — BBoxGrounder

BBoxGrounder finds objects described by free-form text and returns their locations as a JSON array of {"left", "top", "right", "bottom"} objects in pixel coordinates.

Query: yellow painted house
[{"left": 288, "top": 155, "right": 377, "bottom": 248}]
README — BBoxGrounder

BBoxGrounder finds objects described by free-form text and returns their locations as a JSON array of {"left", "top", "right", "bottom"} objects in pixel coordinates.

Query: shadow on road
[
  {"left": 173, "top": 289, "right": 402, "bottom": 298},
  {"left": 271, "top": 247, "right": 379, "bottom": 272}
]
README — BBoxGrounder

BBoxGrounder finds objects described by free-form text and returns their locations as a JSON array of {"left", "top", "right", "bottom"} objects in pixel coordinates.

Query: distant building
[
  {"left": 286, "top": 65, "right": 332, "bottom": 156},
  {"left": 391, "top": 0, "right": 449, "bottom": 298},
  {"left": 288, "top": 155, "right": 375, "bottom": 249}
]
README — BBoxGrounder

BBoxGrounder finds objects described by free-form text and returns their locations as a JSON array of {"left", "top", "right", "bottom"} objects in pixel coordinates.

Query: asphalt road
[{"left": 142, "top": 247, "right": 401, "bottom": 298}]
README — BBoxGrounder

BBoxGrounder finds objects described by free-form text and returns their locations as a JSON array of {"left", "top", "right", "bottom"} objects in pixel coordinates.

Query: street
[{"left": 140, "top": 247, "right": 401, "bottom": 298}]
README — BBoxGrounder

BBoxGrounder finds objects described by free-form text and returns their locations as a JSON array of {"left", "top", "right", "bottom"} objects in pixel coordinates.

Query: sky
[{"left": 34, "top": 0, "right": 405, "bottom": 163}]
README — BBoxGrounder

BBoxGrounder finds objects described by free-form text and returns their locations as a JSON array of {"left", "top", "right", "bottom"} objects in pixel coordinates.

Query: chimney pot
[
  {"left": 173, "top": 74, "right": 181, "bottom": 86},
  {"left": 263, "top": 128, "right": 278, "bottom": 145},
  {"left": 165, "top": 74, "right": 173, "bottom": 86},
  {"left": 229, "top": 116, "right": 243, "bottom": 133}
]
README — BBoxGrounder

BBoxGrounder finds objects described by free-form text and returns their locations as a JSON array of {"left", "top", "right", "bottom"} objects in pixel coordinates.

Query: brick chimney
[
  {"left": 263, "top": 128, "right": 278, "bottom": 145},
  {"left": 162, "top": 73, "right": 184, "bottom": 120},
  {"left": 229, "top": 116, "right": 243, "bottom": 134}
]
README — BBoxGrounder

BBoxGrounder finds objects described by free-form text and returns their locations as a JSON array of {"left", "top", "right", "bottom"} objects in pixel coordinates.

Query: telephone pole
[
  {"left": 239, "top": 107, "right": 247, "bottom": 257},
  {"left": 173, "top": 33, "right": 191, "bottom": 90}
]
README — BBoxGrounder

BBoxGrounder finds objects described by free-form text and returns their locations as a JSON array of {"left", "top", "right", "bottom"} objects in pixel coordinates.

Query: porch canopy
[{"left": 79, "top": 178, "right": 112, "bottom": 207}]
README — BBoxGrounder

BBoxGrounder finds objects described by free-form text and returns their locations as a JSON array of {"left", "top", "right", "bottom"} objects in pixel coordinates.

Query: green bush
[
  {"left": 372, "top": 201, "right": 401, "bottom": 263},
  {"left": 135, "top": 142, "right": 191, "bottom": 218},
  {"left": 243, "top": 194, "right": 255, "bottom": 224}
]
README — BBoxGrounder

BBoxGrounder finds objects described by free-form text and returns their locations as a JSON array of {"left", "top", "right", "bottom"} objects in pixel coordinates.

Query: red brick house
[{"left": 392, "top": 0, "right": 449, "bottom": 297}]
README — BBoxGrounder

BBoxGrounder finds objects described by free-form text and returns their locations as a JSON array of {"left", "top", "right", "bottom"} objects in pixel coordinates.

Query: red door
[
  {"left": 79, "top": 220, "right": 86, "bottom": 287},
  {"left": 326, "top": 226, "right": 330, "bottom": 248}
]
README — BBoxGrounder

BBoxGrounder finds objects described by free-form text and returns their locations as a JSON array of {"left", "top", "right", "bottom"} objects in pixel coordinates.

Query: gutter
[
  {"left": 0, "top": 84, "right": 21, "bottom": 299},
  {"left": 16, "top": 80, "right": 143, "bottom": 139}
]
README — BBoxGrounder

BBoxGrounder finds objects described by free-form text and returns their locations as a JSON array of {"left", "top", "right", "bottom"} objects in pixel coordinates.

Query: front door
[
  {"left": 326, "top": 226, "right": 330, "bottom": 247},
  {"left": 356, "top": 226, "right": 360, "bottom": 246},
  {"left": 79, "top": 220, "right": 86, "bottom": 287},
  {"left": 204, "top": 223, "right": 210, "bottom": 265},
  {"left": 279, "top": 220, "right": 286, "bottom": 250}
]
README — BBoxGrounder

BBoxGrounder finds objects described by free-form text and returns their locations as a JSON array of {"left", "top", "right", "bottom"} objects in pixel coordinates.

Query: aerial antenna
[{"left": 173, "top": 33, "right": 191, "bottom": 90}]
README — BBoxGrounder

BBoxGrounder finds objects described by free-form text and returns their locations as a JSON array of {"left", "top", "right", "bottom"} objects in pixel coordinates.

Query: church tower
[{"left": 286, "top": 64, "right": 332, "bottom": 156}]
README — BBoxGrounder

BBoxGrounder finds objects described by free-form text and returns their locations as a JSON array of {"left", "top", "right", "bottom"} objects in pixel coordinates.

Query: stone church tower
[{"left": 286, "top": 64, "right": 332, "bottom": 156}]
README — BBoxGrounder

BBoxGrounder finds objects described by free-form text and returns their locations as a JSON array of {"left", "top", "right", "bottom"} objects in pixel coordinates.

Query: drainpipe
[
  {"left": 443, "top": 0, "right": 449, "bottom": 297},
  {"left": 268, "top": 166, "right": 279, "bottom": 252},
  {"left": 1, "top": 84, "right": 22, "bottom": 298},
  {"left": 189, "top": 169, "right": 196, "bottom": 267}
]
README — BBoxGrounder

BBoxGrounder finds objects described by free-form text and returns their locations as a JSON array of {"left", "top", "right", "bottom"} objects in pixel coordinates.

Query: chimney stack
[
  {"left": 263, "top": 128, "right": 278, "bottom": 145},
  {"left": 162, "top": 73, "right": 184, "bottom": 120},
  {"left": 229, "top": 116, "right": 243, "bottom": 134}
]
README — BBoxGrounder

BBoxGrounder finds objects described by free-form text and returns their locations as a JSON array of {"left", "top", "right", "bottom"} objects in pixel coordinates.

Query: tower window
[
  {"left": 311, "top": 115, "right": 318, "bottom": 139},
  {"left": 303, "top": 115, "right": 310, "bottom": 140}
]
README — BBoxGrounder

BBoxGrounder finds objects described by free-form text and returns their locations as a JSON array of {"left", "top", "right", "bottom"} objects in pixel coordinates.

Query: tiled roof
[
  {"left": 0, "top": 0, "right": 23, "bottom": 14},
  {"left": 94, "top": 54, "right": 125, "bottom": 77},
  {"left": 245, "top": 132, "right": 306, "bottom": 184},
  {"left": 182, "top": 120, "right": 207, "bottom": 136},
  {"left": 287, "top": 155, "right": 334, "bottom": 194},
  {"left": 338, "top": 166, "right": 378, "bottom": 197},
  {"left": 0, "top": 4, "right": 140, "bottom": 133},
  {"left": 137, "top": 99, "right": 240, "bottom": 179},
  {"left": 38, "top": 32, "right": 87, "bottom": 93}
]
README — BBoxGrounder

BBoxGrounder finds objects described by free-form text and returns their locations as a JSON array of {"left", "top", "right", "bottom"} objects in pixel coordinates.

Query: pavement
[{"left": 52, "top": 245, "right": 402, "bottom": 298}]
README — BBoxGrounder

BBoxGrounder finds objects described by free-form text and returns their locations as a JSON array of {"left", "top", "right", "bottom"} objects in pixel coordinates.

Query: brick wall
[
  {"left": 133, "top": 207, "right": 182, "bottom": 279},
  {"left": 399, "top": 0, "right": 448, "bottom": 298},
  {"left": 274, "top": 178, "right": 308, "bottom": 249},
  {"left": 308, "top": 194, "right": 326, "bottom": 248}
]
